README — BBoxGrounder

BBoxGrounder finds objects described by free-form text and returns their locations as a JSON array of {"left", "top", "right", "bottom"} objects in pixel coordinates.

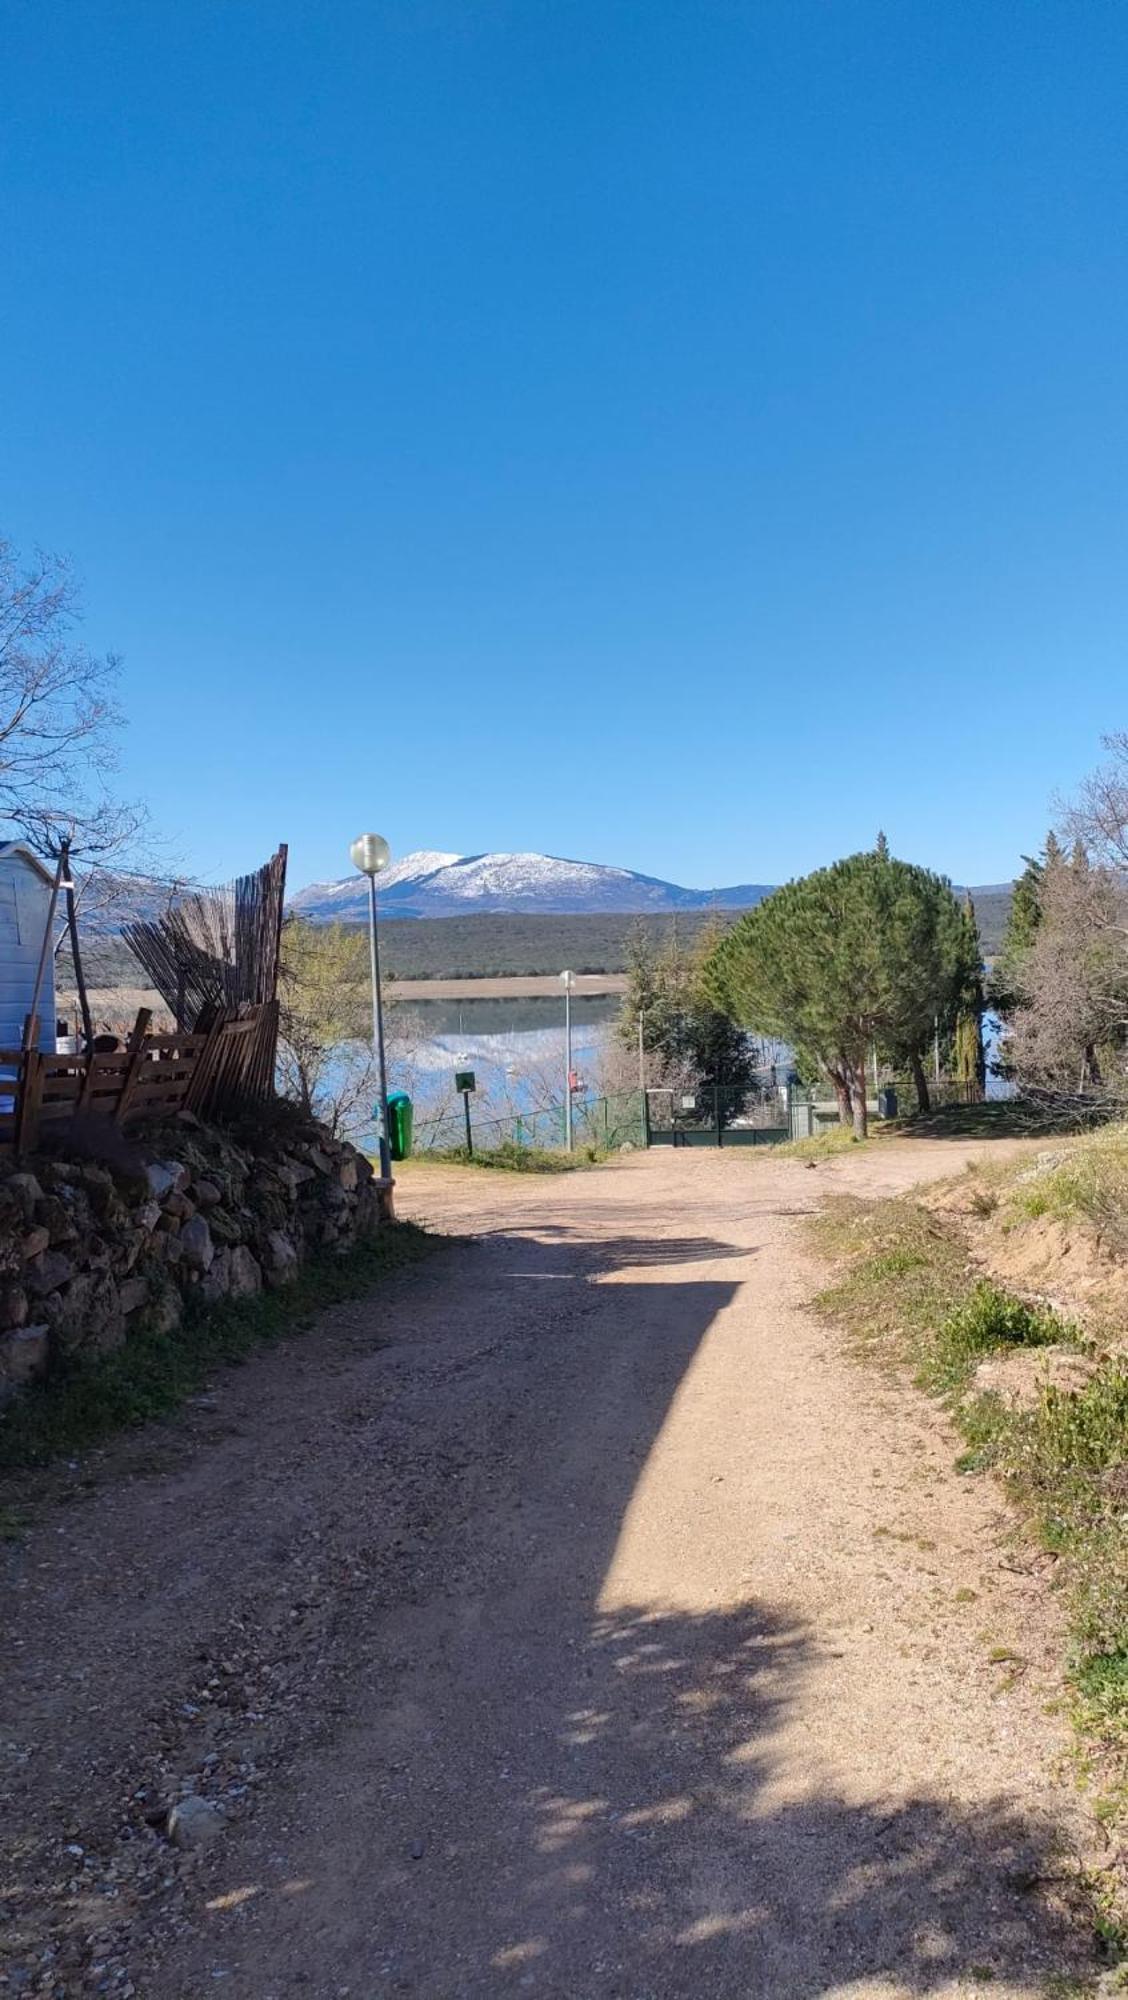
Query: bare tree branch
[{"left": 0, "top": 536, "right": 147, "bottom": 860}]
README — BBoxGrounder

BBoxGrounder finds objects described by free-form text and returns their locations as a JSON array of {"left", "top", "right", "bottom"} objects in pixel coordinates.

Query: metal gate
[{"left": 645, "top": 1083, "right": 792, "bottom": 1147}]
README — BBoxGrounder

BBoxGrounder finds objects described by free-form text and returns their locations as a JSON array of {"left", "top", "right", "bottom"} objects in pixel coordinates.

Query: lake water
[
  {"left": 390, "top": 994, "right": 621, "bottom": 1128},
  {"left": 363, "top": 993, "right": 1012, "bottom": 1144}
]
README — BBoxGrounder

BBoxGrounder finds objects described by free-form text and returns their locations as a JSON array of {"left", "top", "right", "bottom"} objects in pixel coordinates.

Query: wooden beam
[
  {"left": 113, "top": 1008, "right": 153, "bottom": 1126},
  {"left": 15, "top": 1047, "right": 43, "bottom": 1157}
]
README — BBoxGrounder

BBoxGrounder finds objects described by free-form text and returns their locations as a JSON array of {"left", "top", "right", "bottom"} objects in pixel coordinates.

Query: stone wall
[{"left": 0, "top": 1115, "right": 388, "bottom": 1405}]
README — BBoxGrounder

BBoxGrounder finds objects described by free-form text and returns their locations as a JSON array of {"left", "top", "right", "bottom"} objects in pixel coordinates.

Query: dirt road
[{"left": 1, "top": 1141, "right": 1097, "bottom": 1997}]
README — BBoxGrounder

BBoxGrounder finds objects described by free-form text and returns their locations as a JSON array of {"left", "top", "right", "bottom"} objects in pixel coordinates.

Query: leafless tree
[
  {"left": 276, "top": 917, "right": 430, "bottom": 1141},
  {"left": 1007, "top": 843, "right": 1128, "bottom": 1093},
  {"left": 0, "top": 536, "right": 145, "bottom": 860},
  {"left": 1059, "top": 731, "right": 1128, "bottom": 878}
]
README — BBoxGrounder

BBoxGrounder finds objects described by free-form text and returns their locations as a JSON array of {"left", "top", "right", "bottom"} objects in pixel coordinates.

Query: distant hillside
[
  {"left": 376, "top": 909, "right": 743, "bottom": 980},
  {"left": 61, "top": 872, "right": 1014, "bottom": 990},
  {"left": 343, "top": 888, "right": 1013, "bottom": 981},
  {"left": 960, "top": 885, "right": 1012, "bottom": 960}
]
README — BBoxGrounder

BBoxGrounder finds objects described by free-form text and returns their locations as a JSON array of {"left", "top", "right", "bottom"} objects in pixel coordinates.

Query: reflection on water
[
  {"left": 379, "top": 996, "right": 1015, "bottom": 1130},
  {"left": 392, "top": 995, "right": 618, "bottom": 1118}
]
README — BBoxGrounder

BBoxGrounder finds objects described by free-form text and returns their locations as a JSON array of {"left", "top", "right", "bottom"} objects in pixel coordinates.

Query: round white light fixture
[{"left": 350, "top": 833, "right": 391, "bottom": 877}]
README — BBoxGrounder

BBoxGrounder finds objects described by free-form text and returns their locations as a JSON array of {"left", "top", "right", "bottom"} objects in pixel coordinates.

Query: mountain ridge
[{"left": 290, "top": 849, "right": 775, "bottom": 922}]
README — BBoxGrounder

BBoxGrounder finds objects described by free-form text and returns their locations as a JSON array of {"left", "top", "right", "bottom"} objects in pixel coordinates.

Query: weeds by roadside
[
  {"left": 812, "top": 1189, "right": 1128, "bottom": 1946},
  {"left": 778, "top": 1126, "right": 870, "bottom": 1162},
  {"left": 407, "top": 1141, "right": 609, "bottom": 1173},
  {"left": 926, "top": 1281, "right": 1067, "bottom": 1395},
  {"left": 811, "top": 1197, "right": 972, "bottom": 1358},
  {"left": 0, "top": 1221, "right": 439, "bottom": 1474},
  {"left": 1002, "top": 1127, "right": 1128, "bottom": 1260}
]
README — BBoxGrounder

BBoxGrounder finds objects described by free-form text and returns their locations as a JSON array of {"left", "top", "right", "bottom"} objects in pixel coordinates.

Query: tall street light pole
[
  {"left": 351, "top": 833, "right": 392, "bottom": 1178},
  {"left": 561, "top": 967, "right": 574, "bottom": 1152}
]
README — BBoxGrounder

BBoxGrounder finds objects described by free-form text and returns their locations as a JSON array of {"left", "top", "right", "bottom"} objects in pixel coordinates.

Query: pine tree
[{"left": 704, "top": 848, "right": 981, "bottom": 1135}]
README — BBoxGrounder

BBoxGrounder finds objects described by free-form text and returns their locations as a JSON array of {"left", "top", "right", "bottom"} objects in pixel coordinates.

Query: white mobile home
[{"left": 0, "top": 844, "right": 58, "bottom": 1053}]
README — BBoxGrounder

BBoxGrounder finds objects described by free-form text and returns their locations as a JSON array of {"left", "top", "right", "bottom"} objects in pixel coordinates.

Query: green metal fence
[
  {"left": 413, "top": 1089, "right": 648, "bottom": 1156},
  {"left": 645, "top": 1083, "right": 792, "bottom": 1146}
]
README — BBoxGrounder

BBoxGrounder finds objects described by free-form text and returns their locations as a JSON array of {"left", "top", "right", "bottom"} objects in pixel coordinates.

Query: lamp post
[
  {"left": 561, "top": 968, "right": 574, "bottom": 1152},
  {"left": 350, "top": 832, "right": 392, "bottom": 1178}
]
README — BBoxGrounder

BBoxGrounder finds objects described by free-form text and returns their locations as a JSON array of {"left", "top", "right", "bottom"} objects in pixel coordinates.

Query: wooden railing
[{"left": 0, "top": 1001, "right": 279, "bottom": 1155}]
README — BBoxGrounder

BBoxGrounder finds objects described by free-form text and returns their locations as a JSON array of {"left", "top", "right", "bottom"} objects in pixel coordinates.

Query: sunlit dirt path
[{"left": 1, "top": 1139, "right": 1097, "bottom": 1997}]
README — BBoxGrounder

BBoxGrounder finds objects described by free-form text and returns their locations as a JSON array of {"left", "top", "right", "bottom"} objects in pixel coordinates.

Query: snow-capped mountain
[
  {"left": 293, "top": 851, "right": 462, "bottom": 916},
  {"left": 289, "top": 850, "right": 774, "bottom": 922}
]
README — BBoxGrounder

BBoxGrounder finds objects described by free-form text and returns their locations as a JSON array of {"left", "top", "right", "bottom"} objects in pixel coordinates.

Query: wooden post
[
  {"left": 77, "top": 1037, "right": 103, "bottom": 1111},
  {"left": 15, "top": 1043, "right": 43, "bottom": 1157},
  {"left": 113, "top": 1008, "right": 153, "bottom": 1125}
]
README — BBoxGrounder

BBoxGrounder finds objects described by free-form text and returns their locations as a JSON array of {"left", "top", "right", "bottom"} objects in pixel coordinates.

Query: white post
[
  {"left": 562, "top": 968, "right": 574, "bottom": 1152},
  {"left": 26, "top": 849, "right": 66, "bottom": 1053},
  {"left": 349, "top": 834, "right": 393, "bottom": 1176},
  {"left": 368, "top": 874, "right": 391, "bottom": 1179},
  {"left": 638, "top": 1010, "right": 645, "bottom": 1093}
]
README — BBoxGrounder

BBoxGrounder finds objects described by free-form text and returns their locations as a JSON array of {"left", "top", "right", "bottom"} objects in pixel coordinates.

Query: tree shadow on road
[
  {"left": 158, "top": 1212, "right": 1095, "bottom": 1997},
  {"left": 497, "top": 1222, "right": 758, "bottom": 1269},
  {"left": 890, "top": 1102, "right": 1087, "bottom": 1143},
  {"left": 478, "top": 1596, "right": 1087, "bottom": 1995}
]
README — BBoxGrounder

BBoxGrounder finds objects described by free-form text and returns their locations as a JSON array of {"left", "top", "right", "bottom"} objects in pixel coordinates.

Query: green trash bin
[{"left": 386, "top": 1090, "right": 413, "bottom": 1162}]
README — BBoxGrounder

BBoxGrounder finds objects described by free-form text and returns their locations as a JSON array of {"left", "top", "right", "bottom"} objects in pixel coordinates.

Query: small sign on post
[{"left": 455, "top": 1069, "right": 476, "bottom": 1155}]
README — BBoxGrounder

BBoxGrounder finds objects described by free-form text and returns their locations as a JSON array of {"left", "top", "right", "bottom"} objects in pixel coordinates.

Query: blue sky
[{"left": 3, "top": 0, "right": 1126, "bottom": 893}]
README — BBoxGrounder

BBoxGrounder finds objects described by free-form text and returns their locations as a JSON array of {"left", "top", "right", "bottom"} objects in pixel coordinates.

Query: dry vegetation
[
  {"left": 1001, "top": 1127, "right": 1128, "bottom": 1260},
  {"left": 812, "top": 1129, "right": 1128, "bottom": 1944}
]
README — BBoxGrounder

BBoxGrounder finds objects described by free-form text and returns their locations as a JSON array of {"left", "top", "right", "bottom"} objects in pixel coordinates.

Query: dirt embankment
[{"left": 919, "top": 1137, "right": 1128, "bottom": 1411}]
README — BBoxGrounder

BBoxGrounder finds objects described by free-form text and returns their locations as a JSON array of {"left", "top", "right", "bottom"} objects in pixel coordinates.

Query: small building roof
[{"left": 0, "top": 842, "right": 58, "bottom": 889}]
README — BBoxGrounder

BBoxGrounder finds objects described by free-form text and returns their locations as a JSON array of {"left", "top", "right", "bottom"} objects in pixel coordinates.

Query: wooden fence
[{"left": 0, "top": 1001, "right": 279, "bottom": 1155}]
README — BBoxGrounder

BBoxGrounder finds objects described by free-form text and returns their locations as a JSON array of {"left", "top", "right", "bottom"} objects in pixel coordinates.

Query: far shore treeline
[{"left": 66, "top": 892, "right": 1015, "bottom": 995}]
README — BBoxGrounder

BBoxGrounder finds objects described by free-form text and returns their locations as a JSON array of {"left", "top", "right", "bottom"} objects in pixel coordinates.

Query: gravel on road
[{"left": 0, "top": 1138, "right": 1097, "bottom": 1998}]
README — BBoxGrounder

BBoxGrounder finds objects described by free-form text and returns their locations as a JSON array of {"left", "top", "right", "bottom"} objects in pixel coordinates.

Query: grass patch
[
  {"left": 1074, "top": 1653, "right": 1128, "bottom": 1741},
  {"left": 1001, "top": 1124, "right": 1128, "bottom": 1257},
  {"left": 814, "top": 1201, "right": 1075, "bottom": 1395},
  {"left": 412, "top": 1141, "right": 607, "bottom": 1173},
  {"left": 778, "top": 1125, "right": 869, "bottom": 1162},
  {"left": 926, "top": 1282, "right": 1067, "bottom": 1396},
  {"left": 812, "top": 1196, "right": 973, "bottom": 1361},
  {"left": 0, "top": 1221, "right": 438, "bottom": 1473}
]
